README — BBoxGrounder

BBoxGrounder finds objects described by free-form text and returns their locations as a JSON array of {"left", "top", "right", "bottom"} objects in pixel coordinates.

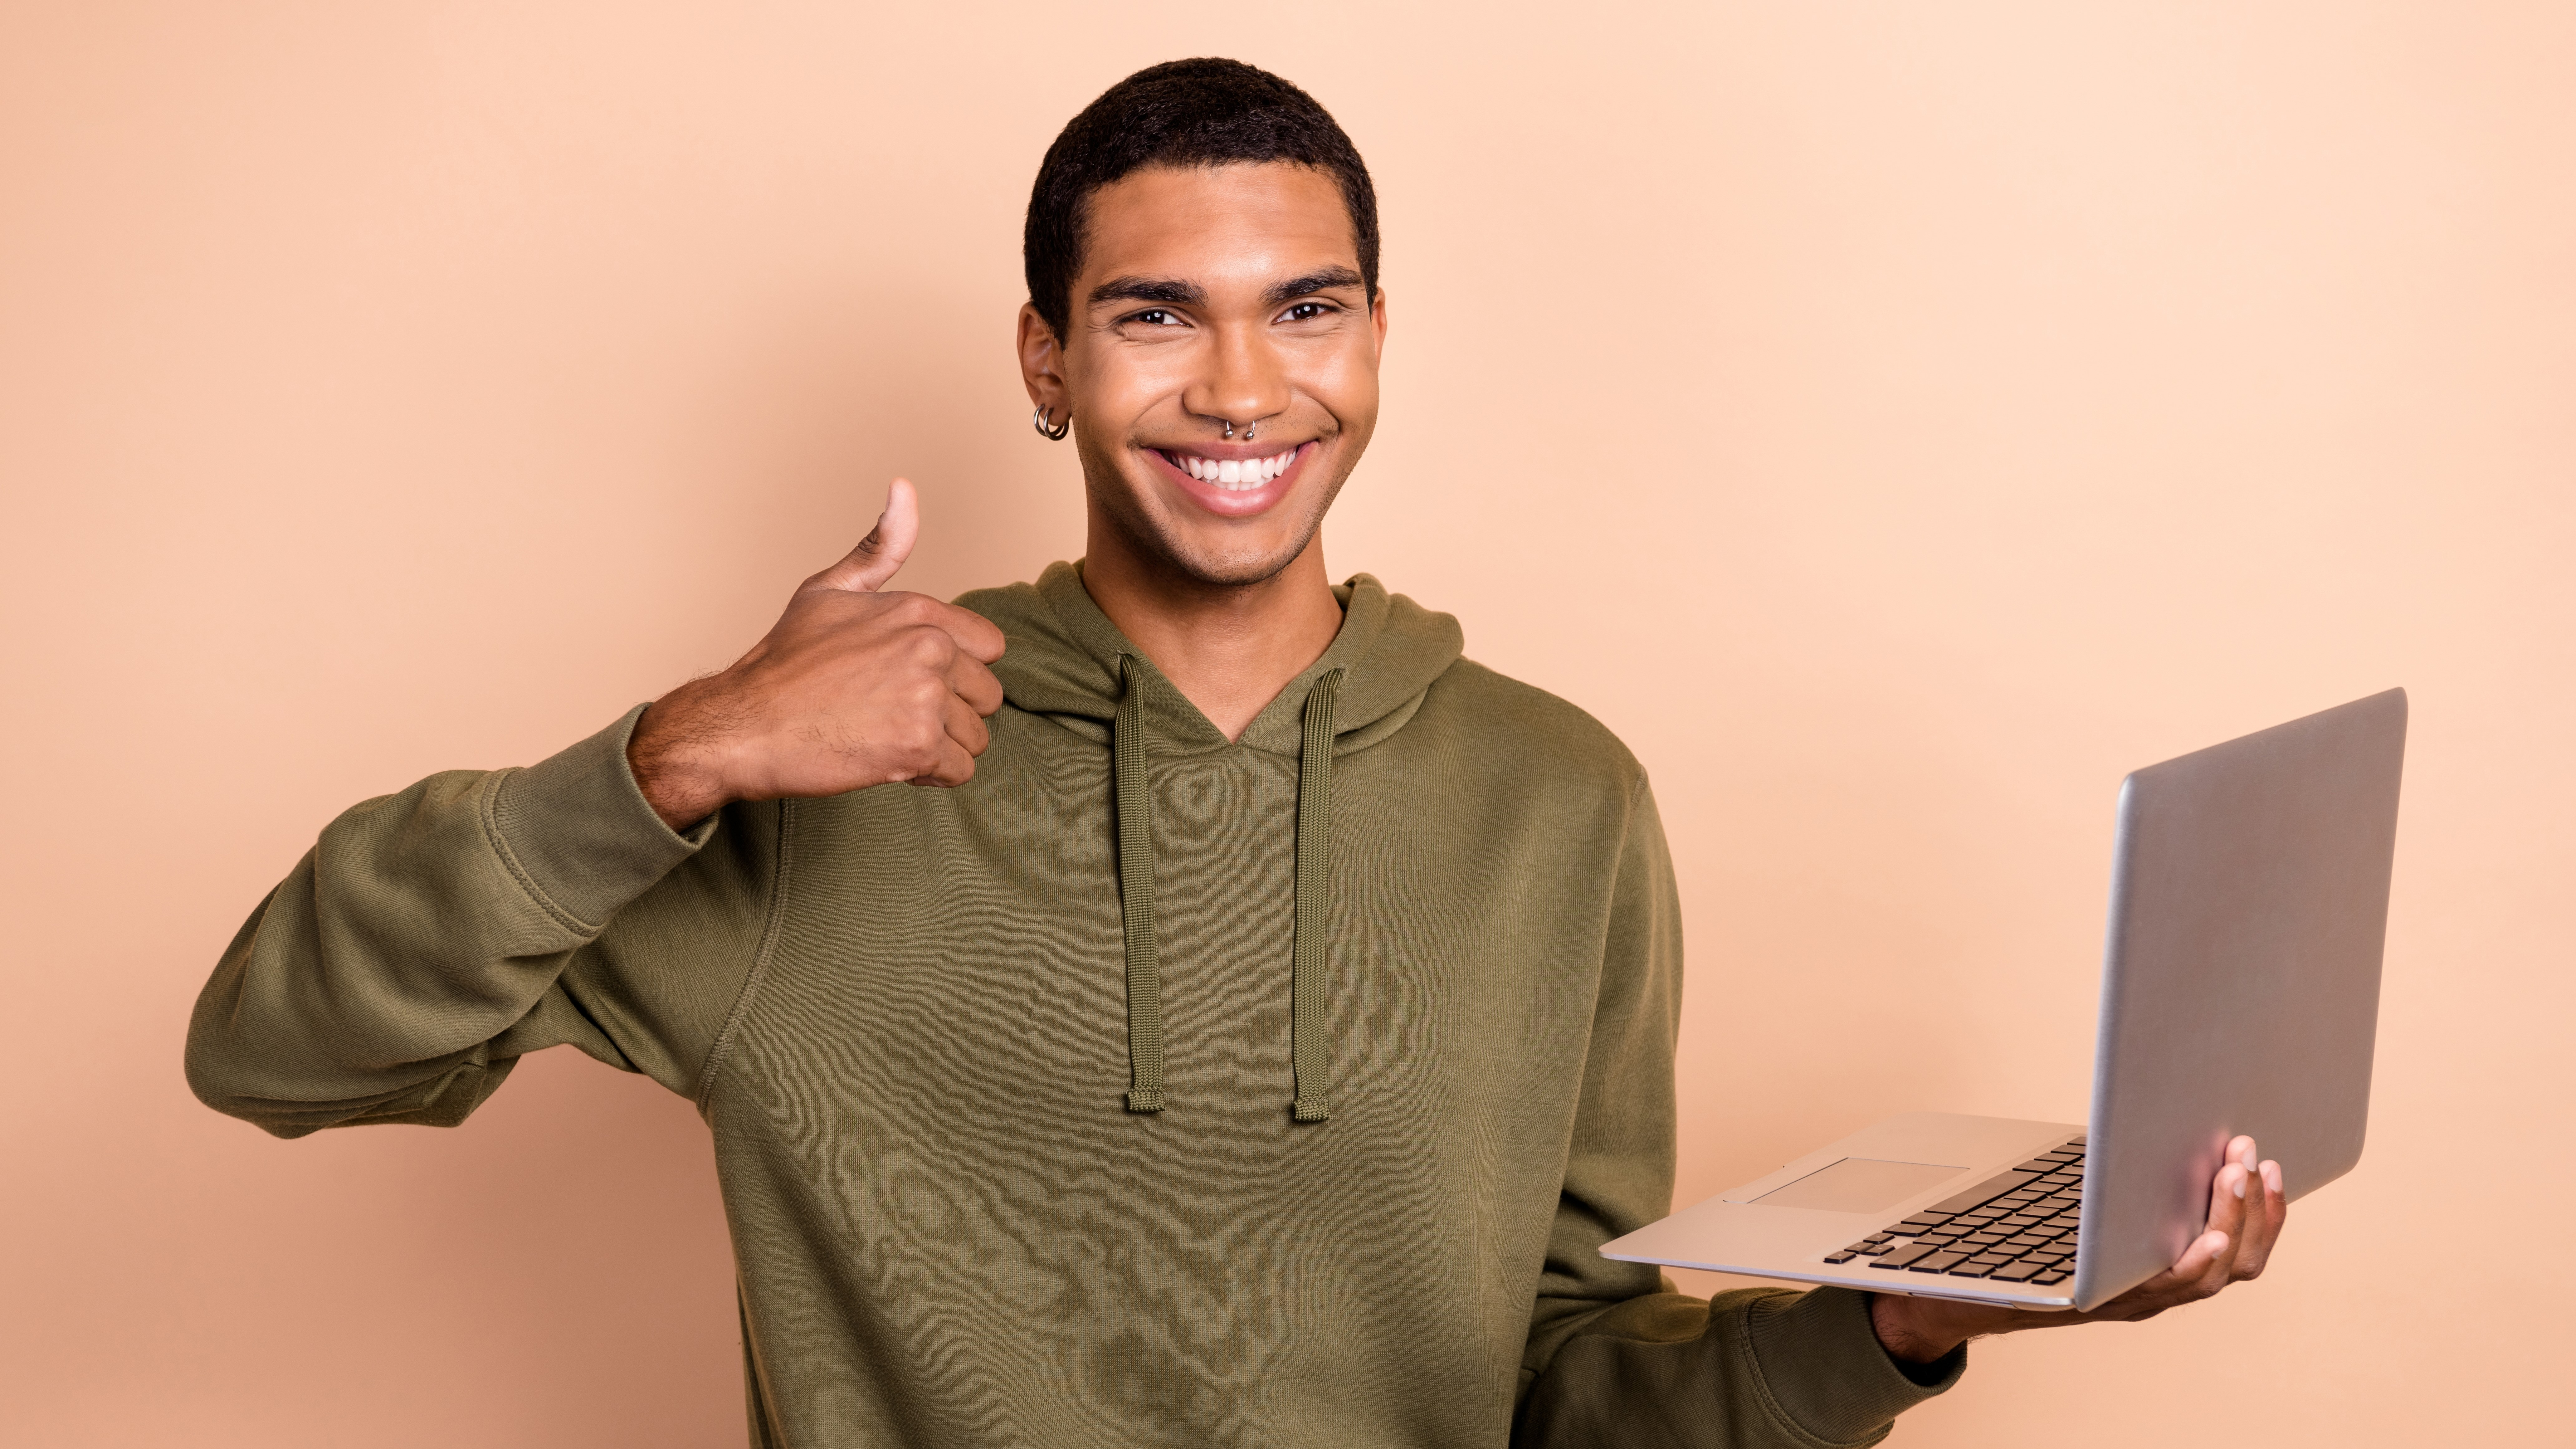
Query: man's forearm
[{"left": 627, "top": 685, "right": 743, "bottom": 831}]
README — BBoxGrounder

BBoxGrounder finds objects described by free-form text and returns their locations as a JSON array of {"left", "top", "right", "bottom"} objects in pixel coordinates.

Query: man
[{"left": 189, "top": 58, "right": 2285, "bottom": 1447}]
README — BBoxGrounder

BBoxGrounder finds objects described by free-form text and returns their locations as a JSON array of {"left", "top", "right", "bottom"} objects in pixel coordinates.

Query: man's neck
[{"left": 1079, "top": 524, "right": 1345, "bottom": 743}]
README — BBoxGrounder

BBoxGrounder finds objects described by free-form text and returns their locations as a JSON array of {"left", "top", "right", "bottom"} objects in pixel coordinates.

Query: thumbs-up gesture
[{"left": 627, "top": 479, "right": 1008, "bottom": 830}]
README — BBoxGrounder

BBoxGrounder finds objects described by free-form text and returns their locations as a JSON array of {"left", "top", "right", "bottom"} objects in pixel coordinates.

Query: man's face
[{"left": 1019, "top": 162, "right": 1387, "bottom": 588}]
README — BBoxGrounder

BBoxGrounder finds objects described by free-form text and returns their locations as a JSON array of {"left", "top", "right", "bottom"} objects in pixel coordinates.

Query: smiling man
[{"left": 188, "top": 59, "right": 2284, "bottom": 1448}]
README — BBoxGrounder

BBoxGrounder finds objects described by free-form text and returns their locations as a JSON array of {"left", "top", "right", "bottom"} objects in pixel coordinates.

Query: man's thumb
[{"left": 816, "top": 478, "right": 919, "bottom": 593}]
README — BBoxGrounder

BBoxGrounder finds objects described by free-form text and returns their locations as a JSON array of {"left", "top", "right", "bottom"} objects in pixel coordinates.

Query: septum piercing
[{"left": 1222, "top": 418, "right": 1257, "bottom": 442}]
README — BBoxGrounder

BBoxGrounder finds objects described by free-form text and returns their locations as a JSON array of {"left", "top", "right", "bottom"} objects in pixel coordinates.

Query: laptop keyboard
[{"left": 1822, "top": 1136, "right": 2084, "bottom": 1287}]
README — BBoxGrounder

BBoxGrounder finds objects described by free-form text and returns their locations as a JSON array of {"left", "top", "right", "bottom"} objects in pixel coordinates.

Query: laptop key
[
  {"left": 1923, "top": 1169, "right": 2042, "bottom": 1217},
  {"left": 1907, "top": 1251, "right": 1969, "bottom": 1273},
  {"left": 1823, "top": 1251, "right": 1857, "bottom": 1264},
  {"left": 1873, "top": 1243, "right": 1937, "bottom": 1269},
  {"left": 2034, "top": 1270, "right": 2072, "bottom": 1284},
  {"left": 1990, "top": 1261, "right": 2045, "bottom": 1281},
  {"left": 1947, "top": 1261, "right": 2000, "bottom": 1278}
]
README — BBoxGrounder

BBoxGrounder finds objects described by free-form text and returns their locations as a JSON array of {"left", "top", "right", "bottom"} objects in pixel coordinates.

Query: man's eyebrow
[
  {"left": 1087, "top": 276, "right": 1206, "bottom": 310},
  {"left": 1263, "top": 266, "right": 1367, "bottom": 306}
]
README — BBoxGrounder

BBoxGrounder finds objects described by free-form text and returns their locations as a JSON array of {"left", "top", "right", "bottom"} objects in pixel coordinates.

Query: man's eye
[
  {"left": 1282, "top": 302, "right": 1332, "bottom": 322},
  {"left": 1130, "top": 309, "right": 1180, "bottom": 327}
]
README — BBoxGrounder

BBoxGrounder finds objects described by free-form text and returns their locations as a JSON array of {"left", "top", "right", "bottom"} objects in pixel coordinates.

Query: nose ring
[{"left": 1222, "top": 418, "right": 1257, "bottom": 442}]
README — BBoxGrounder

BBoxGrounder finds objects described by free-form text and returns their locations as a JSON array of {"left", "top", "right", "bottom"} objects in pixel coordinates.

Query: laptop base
[{"left": 1603, "top": 1113, "right": 2087, "bottom": 1310}]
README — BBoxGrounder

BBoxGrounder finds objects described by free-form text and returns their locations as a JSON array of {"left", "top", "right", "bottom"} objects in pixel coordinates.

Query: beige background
[{"left": 3, "top": 2, "right": 2567, "bottom": 1443}]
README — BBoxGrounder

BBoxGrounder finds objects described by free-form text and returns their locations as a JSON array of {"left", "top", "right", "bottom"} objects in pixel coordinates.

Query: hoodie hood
[
  {"left": 958, "top": 561, "right": 1465, "bottom": 1123},
  {"left": 962, "top": 561, "right": 1465, "bottom": 760}
]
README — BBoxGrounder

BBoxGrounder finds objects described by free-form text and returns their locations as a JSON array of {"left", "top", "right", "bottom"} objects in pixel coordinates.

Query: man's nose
[{"left": 1186, "top": 323, "right": 1290, "bottom": 435}]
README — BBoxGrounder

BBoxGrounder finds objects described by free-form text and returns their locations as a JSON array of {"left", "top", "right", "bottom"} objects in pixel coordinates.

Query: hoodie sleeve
[
  {"left": 1513, "top": 777, "right": 1965, "bottom": 1448},
  {"left": 186, "top": 707, "right": 783, "bottom": 1137}
]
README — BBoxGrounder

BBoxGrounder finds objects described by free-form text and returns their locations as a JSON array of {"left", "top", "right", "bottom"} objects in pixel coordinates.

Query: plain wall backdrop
[{"left": 3, "top": 2, "right": 2568, "bottom": 1443}]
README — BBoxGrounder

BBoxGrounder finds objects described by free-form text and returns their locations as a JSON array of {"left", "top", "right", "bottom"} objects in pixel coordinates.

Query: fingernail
[
  {"left": 2263, "top": 1161, "right": 2283, "bottom": 1194},
  {"left": 2231, "top": 1173, "right": 2245, "bottom": 1199}
]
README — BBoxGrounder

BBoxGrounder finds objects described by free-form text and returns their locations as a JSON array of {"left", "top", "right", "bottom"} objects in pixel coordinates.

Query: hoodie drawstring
[
  {"left": 1289, "top": 669, "right": 1342, "bottom": 1121},
  {"left": 1113, "top": 655, "right": 1344, "bottom": 1123},
  {"left": 1114, "top": 656, "right": 1166, "bottom": 1113}
]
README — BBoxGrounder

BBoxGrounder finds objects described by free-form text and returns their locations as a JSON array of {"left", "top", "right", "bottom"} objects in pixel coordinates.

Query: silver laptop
[{"left": 1603, "top": 689, "right": 2407, "bottom": 1312}]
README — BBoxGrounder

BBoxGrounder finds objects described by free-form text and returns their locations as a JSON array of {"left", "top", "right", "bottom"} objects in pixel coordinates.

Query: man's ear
[
  {"left": 1370, "top": 288, "right": 1389, "bottom": 358},
  {"left": 1017, "top": 303, "right": 1069, "bottom": 415}
]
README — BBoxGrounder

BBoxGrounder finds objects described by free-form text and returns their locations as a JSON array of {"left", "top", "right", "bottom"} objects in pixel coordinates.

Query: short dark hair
[{"left": 1023, "top": 58, "right": 1380, "bottom": 342}]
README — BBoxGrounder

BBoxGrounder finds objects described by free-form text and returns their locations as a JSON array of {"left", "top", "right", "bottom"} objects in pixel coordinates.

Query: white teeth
[{"left": 1172, "top": 447, "right": 1301, "bottom": 491}]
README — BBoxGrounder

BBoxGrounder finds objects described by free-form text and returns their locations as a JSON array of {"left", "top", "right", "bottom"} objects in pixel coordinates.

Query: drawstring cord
[
  {"left": 1290, "top": 669, "right": 1342, "bottom": 1122},
  {"left": 1111, "top": 656, "right": 1345, "bottom": 1122},
  {"left": 1114, "top": 656, "right": 1166, "bottom": 1113}
]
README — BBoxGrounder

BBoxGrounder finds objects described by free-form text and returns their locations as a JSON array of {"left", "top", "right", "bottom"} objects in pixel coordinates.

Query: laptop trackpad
[{"left": 1750, "top": 1157, "right": 1967, "bottom": 1212}]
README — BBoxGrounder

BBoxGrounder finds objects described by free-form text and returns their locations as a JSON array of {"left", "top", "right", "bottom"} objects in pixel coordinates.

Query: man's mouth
[{"left": 1157, "top": 446, "right": 1303, "bottom": 493}]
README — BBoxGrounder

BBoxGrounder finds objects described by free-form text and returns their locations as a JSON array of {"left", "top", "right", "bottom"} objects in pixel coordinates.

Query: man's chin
[
  {"left": 1085, "top": 471, "right": 1331, "bottom": 590},
  {"left": 1153, "top": 537, "right": 1314, "bottom": 589}
]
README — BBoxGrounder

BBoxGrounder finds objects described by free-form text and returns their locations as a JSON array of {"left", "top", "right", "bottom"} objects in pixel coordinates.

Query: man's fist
[{"left": 627, "top": 479, "right": 1008, "bottom": 830}]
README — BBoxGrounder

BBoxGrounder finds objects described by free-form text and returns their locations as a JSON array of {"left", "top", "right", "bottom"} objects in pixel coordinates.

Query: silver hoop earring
[{"left": 1032, "top": 405, "right": 1069, "bottom": 442}]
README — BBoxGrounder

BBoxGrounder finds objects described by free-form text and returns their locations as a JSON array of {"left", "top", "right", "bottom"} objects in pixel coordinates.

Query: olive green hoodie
[{"left": 188, "top": 563, "right": 1962, "bottom": 1447}]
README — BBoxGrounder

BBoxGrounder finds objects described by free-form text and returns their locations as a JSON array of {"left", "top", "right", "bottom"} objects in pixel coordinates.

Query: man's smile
[{"left": 1147, "top": 440, "right": 1316, "bottom": 514}]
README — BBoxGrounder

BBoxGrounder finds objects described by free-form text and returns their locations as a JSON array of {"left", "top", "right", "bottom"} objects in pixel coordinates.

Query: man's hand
[
  {"left": 1868, "top": 1135, "right": 2289, "bottom": 1364},
  {"left": 627, "top": 478, "right": 1008, "bottom": 830}
]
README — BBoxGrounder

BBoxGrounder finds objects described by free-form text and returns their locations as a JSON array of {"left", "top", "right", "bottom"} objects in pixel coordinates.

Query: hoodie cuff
[
  {"left": 485, "top": 705, "right": 715, "bottom": 933},
  {"left": 1743, "top": 1288, "right": 1966, "bottom": 1444}
]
